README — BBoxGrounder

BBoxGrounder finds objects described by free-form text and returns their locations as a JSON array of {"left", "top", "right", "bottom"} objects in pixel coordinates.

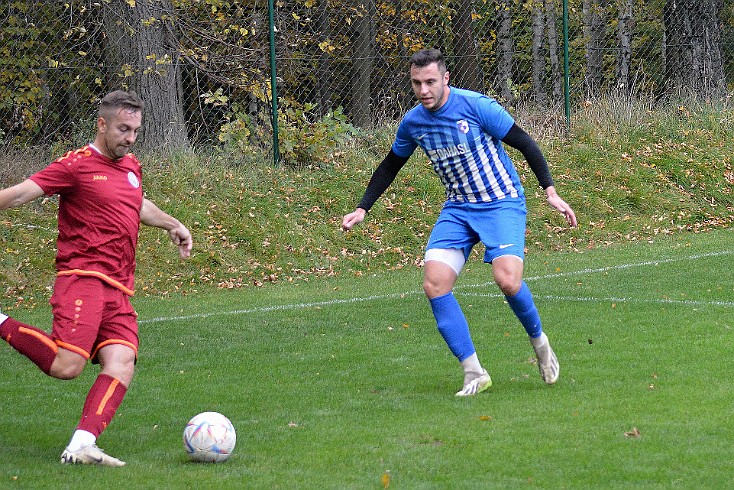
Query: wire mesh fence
[{"left": 1, "top": 0, "right": 733, "bottom": 164}]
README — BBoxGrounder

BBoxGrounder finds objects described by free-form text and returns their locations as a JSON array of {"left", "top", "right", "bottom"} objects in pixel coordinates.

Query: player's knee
[
  {"left": 98, "top": 350, "right": 137, "bottom": 386},
  {"left": 493, "top": 266, "right": 522, "bottom": 295},
  {"left": 495, "top": 275, "right": 521, "bottom": 296},
  {"left": 49, "top": 360, "right": 85, "bottom": 380},
  {"left": 423, "top": 277, "right": 446, "bottom": 298},
  {"left": 48, "top": 349, "right": 87, "bottom": 379},
  {"left": 492, "top": 256, "right": 524, "bottom": 295},
  {"left": 498, "top": 283, "right": 519, "bottom": 296}
]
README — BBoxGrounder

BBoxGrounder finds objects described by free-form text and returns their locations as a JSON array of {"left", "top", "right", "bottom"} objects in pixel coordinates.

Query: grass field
[{"left": 1, "top": 228, "right": 732, "bottom": 488}]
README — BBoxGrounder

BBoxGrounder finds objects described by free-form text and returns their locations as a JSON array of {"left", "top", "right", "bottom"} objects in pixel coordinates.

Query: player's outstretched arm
[
  {"left": 0, "top": 179, "right": 45, "bottom": 210},
  {"left": 341, "top": 150, "right": 410, "bottom": 232},
  {"left": 501, "top": 125, "right": 577, "bottom": 228},
  {"left": 544, "top": 186, "right": 577, "bottom": 228},
  {"left": 140, "top": 198, "right": 193, "bottom": 258}
]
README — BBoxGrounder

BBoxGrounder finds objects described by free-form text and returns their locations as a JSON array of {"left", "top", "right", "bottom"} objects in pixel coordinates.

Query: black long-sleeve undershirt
[
  {"left": 357, "top": 150, "right": 410, "bottom": 212},
  {"left": 501, "top": 123, "right": 554, "bottom": 190},
  {"left": 356, "top": 123, "right": 553, "bottom": 213}
]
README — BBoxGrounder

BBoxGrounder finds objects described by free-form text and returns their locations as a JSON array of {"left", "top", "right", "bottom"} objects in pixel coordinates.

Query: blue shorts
[{"left": 426, "top": 198, "right": 527, "bottom": 263}]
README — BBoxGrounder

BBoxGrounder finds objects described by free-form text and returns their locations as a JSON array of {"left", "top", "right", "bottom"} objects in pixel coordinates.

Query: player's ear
[
  {"left": 97, "top": 116, "right": 107, "bottom": 133},
  {"left": 444, "top": 70, "right": 450, "bottom": 84}
]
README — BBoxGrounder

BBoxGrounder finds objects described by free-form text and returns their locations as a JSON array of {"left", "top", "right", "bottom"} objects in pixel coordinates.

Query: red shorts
[{"left": 49, "top": 274, "right": 139, "bottom": 362}]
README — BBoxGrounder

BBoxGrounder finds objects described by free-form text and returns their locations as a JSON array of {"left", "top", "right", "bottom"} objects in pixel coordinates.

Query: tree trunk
[
  {"left": 316, "top": 0, "right": 333, "bottom": 116},
  {"left": 663, "top": 0, "right": 726, "bottom": 100},
  {"left": 102, "top": 0, "right": 189, "bottom": 153},
  {"left": 396, "top": 0, "right": 414, "bottom": 113},
  {"left": 583, "top": 0, "right": 606, "bottom": 97},
  {"left": 545, "top": 0, "right": 563, "bottom": 104},
  {"left": 450, "top": 0, "right": 484, "bottom": 92},
  {"left": 531, "top": 0, "right": 547, "bottom": 105},
  {"left": 616, "top": 0, "right": 633, "bottom": 94},
  {"left": 350, "top": 0, "right": 373, "bottom": 128},
  {"left": 496, "top": 0, "right": 514, "bottom": 103}
]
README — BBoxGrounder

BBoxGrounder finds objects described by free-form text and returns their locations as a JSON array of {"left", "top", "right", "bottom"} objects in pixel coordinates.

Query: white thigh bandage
[{"left": 425, "top": 248, "right": 466, "bottom": 275}]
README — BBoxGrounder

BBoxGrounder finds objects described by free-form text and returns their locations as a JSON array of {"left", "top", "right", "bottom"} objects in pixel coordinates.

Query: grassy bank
[{"left": 0, "top": 101, "right": 732, "bottom": 308}]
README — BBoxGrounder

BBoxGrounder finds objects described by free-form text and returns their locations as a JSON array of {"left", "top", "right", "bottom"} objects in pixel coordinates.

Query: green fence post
[
  {"left": 269, "top": 0, "right": 280, "bottom": 165},
  {"left": 563, "top": 0, "right": 571, "bottom": 128}
]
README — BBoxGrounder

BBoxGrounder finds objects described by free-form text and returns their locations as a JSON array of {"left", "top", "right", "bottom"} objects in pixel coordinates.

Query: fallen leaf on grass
[
  {"left": 381, "top": 470, "right": 391, "bottom": 488},
  {"left": 624, "top": 427, "right": 641, "bottom": 438}
]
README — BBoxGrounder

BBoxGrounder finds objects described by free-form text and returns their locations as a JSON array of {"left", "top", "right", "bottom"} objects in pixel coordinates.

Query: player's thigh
[
  {"left": 423, "top": 256, "right": 460, "bottom": 298},
  {"left": 94, "top": 291, "right": 139, "bottom": 360},
  {"left": 50, "top": 275, "right": 105, "bottom": 360},
  {"left": 474, "top": 199, "right": 527, "bottom": 263},
  {"left": 94, "top": 289, "right": 139, "bottom": 385},
  {"left": 426, "top": 205, "right": 478, "bottom": 253}
]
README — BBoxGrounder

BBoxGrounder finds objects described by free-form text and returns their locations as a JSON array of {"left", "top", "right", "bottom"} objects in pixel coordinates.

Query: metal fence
[{"left": 1, "top": 0, "right": 733, "bottom": 164}]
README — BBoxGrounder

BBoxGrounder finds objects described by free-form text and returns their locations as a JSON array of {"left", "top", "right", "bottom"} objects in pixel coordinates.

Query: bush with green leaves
[{"left": 276, "top": 103, "right": 362, "bottom": 167}]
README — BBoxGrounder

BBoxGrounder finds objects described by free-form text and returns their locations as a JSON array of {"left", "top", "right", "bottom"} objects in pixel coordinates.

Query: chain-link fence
[{"left": 1, "top": 0, "right": 733, "bottom": 164}]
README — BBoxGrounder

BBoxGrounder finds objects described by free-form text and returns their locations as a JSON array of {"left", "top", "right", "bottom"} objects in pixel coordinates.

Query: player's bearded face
[
  {"left": 410, "top": 62, "right": 450, "bottom": 111},
  {"left": 99, "top": 108, "right": 142, "bottom": 160}
]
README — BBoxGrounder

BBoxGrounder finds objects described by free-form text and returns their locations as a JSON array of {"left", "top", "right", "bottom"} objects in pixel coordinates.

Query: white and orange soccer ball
[{"left": 183, "top": 411, "right": 236, "bottom": 462}]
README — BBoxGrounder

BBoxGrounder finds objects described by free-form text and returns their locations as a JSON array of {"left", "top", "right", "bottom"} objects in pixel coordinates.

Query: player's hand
[
  {"left": 342, "top": 208, "right": 367, "bottom": 231},
  {"left": 545, "top": 186, "right": 577, "bottom": 228},
  {"left": 168, "top": 224, "right": 193, "bottom": 258}
]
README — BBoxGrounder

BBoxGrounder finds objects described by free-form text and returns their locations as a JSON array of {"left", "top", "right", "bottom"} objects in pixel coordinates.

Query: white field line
[
  {"left": 140, "top": 291, "right": 423, "bottom": 324},
  {"left": 460, "top": 250, "right": 734, "bottom": 289},
  {"left": 457, "top": 292, "right": 734, "bottom": 308},
  {"left": 139, "top": 250, "right": 733, "bottom": 324}
]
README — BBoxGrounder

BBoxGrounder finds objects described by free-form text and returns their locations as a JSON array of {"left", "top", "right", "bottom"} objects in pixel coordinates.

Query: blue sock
[
  {"left": 429, "top": 292, "right": 475, "bottom": 362},
  {"left": 505, "top": 281, "right": 542, "bottom": 338}
]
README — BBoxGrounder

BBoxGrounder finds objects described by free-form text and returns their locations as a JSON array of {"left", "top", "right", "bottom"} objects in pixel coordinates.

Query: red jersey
[{"left": 29, "top": 145, "right": 143, "bottom": 295}]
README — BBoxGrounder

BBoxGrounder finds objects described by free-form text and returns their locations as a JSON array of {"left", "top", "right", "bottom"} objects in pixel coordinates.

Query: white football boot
[
  {"left": 61, "top": 444, "right": 126, "bottom": 467},
  {"left": 531, "top": 332, "right": 559, "bottom": 384},
  {"left": 455, "top": 369, "right": 492, "bottom": 397}
]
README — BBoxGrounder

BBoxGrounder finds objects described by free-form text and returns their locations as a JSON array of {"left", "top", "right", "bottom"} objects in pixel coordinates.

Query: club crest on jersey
[
  {"left": 456, "top": 119, "right": 469, "bottom": 134},
  {"left": 127, "top": 172, "right": 140, "bottom": 188}
]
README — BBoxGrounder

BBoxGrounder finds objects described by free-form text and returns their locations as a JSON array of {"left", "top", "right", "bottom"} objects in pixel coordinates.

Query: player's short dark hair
[
  {"left": 409, "top": 49, "right": 447, "bottom": 73},
  {"left": 99, "top": 90, "right": 144, "bottom": 118}
]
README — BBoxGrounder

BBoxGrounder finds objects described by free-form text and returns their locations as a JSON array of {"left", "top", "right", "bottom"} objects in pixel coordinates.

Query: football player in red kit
[{"left": 0, "top": 90, "right": 192, "bottom": 466}]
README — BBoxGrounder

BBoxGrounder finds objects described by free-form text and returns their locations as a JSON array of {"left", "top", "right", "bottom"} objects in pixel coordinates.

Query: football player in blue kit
[{"left": 342, "top": 48, "right": 577, "bottom": 396}]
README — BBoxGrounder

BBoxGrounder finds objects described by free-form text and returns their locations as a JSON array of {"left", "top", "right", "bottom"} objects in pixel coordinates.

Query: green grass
[{"left": 1, "top": 229, "right": 732, "bottom": 488}]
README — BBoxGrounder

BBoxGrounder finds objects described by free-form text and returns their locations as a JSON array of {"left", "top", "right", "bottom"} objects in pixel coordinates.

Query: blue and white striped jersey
[{"left": 392, "top": 87, "right": 523, "bottom": 203}]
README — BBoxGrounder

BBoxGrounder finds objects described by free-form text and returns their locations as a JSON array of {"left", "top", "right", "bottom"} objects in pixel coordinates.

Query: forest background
[{"left": 1, "top": 0, "right": 733, "bottom": 164}]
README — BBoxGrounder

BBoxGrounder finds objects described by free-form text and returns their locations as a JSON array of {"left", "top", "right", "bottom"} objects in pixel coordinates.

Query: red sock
[
  {"left": 77, "top": 374, "right": 128, "bottom": 437},
  {"left": 0, "top": 317, "right": 58, "bottom": 374}
]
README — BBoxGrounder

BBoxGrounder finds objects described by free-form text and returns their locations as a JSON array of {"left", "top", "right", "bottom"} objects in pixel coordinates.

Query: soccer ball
[{"left": 183, "top": 411, "right": 236, "bottom": 462}]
